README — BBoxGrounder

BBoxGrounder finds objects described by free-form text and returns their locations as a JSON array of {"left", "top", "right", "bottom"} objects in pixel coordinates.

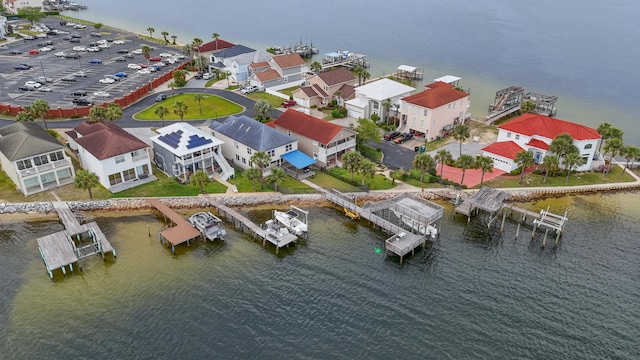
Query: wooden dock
[{"left": 147, "top": 199, "right": 202, "bottom": 253}]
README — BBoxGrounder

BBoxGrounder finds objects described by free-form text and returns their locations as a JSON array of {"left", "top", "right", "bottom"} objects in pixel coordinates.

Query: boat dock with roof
[
  {"left": 321, "top": 51, "right": 369, "bottom": 70},
  {"left": 486, "top": 86, "right": 558, "bottom": 123}
]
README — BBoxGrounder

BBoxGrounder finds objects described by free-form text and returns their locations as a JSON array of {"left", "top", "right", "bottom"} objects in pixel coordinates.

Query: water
[{"left": 1, "top": 194, "right": 639, "bottom": 359}]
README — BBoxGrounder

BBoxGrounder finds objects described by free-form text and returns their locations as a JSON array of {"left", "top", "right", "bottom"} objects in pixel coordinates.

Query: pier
[
  {"left": 37, "top": 202, "right": 115, "bottom": 279},
  {"left": 485, "top": 86, "right": 558, "bottom": 123},
  {"left": 147, "top": 199, "right": 201, "bottom": 253},
  {"left": 321, "top": 51, "right": 370, "bottom": 70}
]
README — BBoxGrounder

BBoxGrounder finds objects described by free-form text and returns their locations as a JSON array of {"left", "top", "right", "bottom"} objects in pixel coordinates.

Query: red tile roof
[
  {"left": 401, "top": 81, "right": 468, "bottom": 109},
  {"left": 271, "top": 53, "right": 306, "bottom": 69},
  {"left": 197, "top": 39, "right": 235, "bottom": 53},
  {"left": 482, "top": 141, "right": 525, "bottom": 160},
  {"left": 526, "top": 138, "right": 550, "bottom": 150},
  {"left": 72, "top": 121, "right": 148, "bottom": 160},
  {"left": 274, "top": 109, "right": 344, "bottom": 144},
  {"left": 500, "top": 113, "right": 600, "bottom": 141},
  {"left": 316, "top": 67, "right": 354, "bottom": 86}
]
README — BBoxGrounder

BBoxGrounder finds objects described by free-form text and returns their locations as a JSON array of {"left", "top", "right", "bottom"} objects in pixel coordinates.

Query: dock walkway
[{"left": 147, "top": 199, "right": 201, "bottom": 252}]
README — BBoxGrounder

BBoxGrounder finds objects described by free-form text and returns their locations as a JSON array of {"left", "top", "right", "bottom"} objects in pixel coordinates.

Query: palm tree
[
  {"left": 192, "top": 37, "right": 203, "bottom": 59},
  {"left": 16, "top": 110, "right": 34, "bottom": 123},
  {"left": 172, "top": 100, "right": 188, "bottom": 121},
  {"left": 161, "top": 31, "right": 169, "bottom": 44},
  {"left": 254, "top": 99, "right": 273, "bottom": 121},
  {"left": 146, "top": 27, "right": 155, "bottom": 38},
  {"left": 105, "top": 103, "right": 123, "bottom": 123},
  {"left": 476, "top": 156, "right": 494, "bottom": 185},
  {"left": 194, "top": 54, "right": 208, "bottom": 73},
  {"left": 452, "top": 124, "right": 470, "bottom": 157},
  {"left": 310, "top": 61, "right": 322, "bottom": 73},
  {"left": 245, "top": 167, "right": 263, "bottom": 191},
  {"left": 457, "top": 154, "right": 476, "bottom": 186},
  {"left": 212, "top": 32, "right": 220, "bottom": 50},
  {"left": 603, "top": 137, "right": 624, "bottom": 162},
  {"left": 193, "top": 94, "right": 206, "bottom": 115},
  {"left": 29, "top": 99, "right": 49, "bottom": 129},
  {"left": 182, "top": 43, "right": 194, "bottom": 58},
  {"left": 382, "top": 99, "right": 392, "bottom": 124},
  {"left": 154, "top": 105, "right": 169, "bottom": 127},
  {"left": 358, "top": 159, "right": 377, "bottom": 186},
  {"left": 564, "top": 152, "right": 585, "bottom": 183},
  {"left": 596, "top": 122, "right": 612, "bottom": 155},
  {"left": 171, "top": 35, "right": 177, "bottom": 45},
  {"left": 353, "top": 65, "right": 365, "bottom": 86},
  {"left": 250, "top": 151, "right": 271, "bottom": 188},
  {"left": 620, "top": 145, "right": 640, "bottom": 179},
  {"left": 266, "top": 167, "right": 287, "bottom": 192},
  {"left": 520, "top": 99, "right": 536, "bottom": 114},
  {"left": 514, "top": 151, "right": 535, "bottom": 184},
  {"left": 435, "top": 149, "right": 453, "bottom": 178},
  {"left": 89, "top": 106, "right": 107, "bottom": 123},
  {"left": 361, "top": 69, "right": 370, "bottom": 85},
  {"left": 540, "top": 155, "right": 559, "bottom": 184},
  {"left": 168, "top": 81, "right": 177, "bottom": 99},
  {"left": 189, "top": 169, "right": 210, "bottom": 194},
  {"left": 549, "top": 133, "right": 577, "bottom": 171},
  {"left": 74, "top": 169, "right": 99, "bottom": 200},
  {"left": 342, "top": 151, "right": 364, "bottom": 181},
  {"left": 412, "top": 153, "right": 435, "bottom": 182}
]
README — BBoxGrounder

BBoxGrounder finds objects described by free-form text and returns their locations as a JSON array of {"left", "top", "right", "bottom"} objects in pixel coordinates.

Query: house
[
  {"left": 247, "top": 53, "right": 308, "bottom": 91},
  {"left": 0, "top": 122, "right": 74, "bottom": 196},
  {"left": 65, "top": 122, "right": 154, "bottom": 193},
  {"left": 270, "top": 109, "right": 358, "bottom": 170},
  {"left": 150, "top": 123, "right": 233, "bottom": 183},
  {"left": 399, "top": 81, "right": 470, "bottom": 141},
  {"left": 481, "top": 113, "right": 601, "bottom": 173},
  {"left": 0, "top": 16, "right": 6, "bottom": 39},
  {"left": 345, "top": 78, "right": 415, "bottom": 122},
  {"left": 207, "top": 44, "right": 271, "bottom": 83},
  {"left": 209, "top": 115, "right": 313, "bottom": 175},
  {"left": 292, "top": 68, "right": 356, "bottom": 108},
  {"left": 196, "top": 38, "right": 235, "bottom": 58},
  {"left": 3, "top": 0, "right": 43, "bottom": 14}
]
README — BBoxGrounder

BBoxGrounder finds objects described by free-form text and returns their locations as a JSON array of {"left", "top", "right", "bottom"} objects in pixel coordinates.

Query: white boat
[
  {"left": 273, "top": 207, "right": 308, "bottom": 236},
  {"left": 264, "top": 219, "right": 291, "bottom": 240},
  {"left": 188, "top": 212, "right": 226, "bottom": 241},
  {"left": 392, "top": 210, "right": 438, "bottom": 239}
]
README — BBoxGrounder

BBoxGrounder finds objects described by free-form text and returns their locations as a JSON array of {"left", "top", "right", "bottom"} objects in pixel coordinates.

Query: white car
[
  {"left": 96, "top": 39, "right": 108, "bottom": 45},
  {"left": 98, "top": 78, "right": 115, "bottom": 84},
  {"left": 165, "top": 58, "right": 176, "bottom": 64},
  {"left": 202, "top": 72, "right": 214, "bottom": 80},
  {"left": 72, "top": 46, "right": 86, "bottom": 52},
  {"left": 159, "top": 53, "right": 172, "bottom": 58},
  {"left": 39, "top": 47, "right": 52, "bottom": 52},
  {"left": 74, "top": 24, "right": 87, "bottom": 29},
  {"left": 175, "top": 54, "right": 186, "bottom": 60},
  {"left": 54, "top": 51, "right": 67, "bottom": 57},
  {"left": 38, "top": 86, "right": 53, "bottom": 92},
  {"left": 25, "top": 81, "right": 42, "bottom": 88},
  {"left": 137, "top": 69, "right": 150, "bottom": 74},
  {"left": 98, "top": 43, "right": 110, "bottom": 49},
  {"left": 87, "top": 47, "right": 101, "bottom": 52},
  {"left": 127, "top": 63, "right": 142, "bottom": 70},
  {"left": 131, "top": 49, "right": 143, "bottom": 55},
  {"left": 93, "top": 91, "right": 110, "bottom": 98},
  {"left": 113, "top": 40, "right": 125, "bottom": 45}
]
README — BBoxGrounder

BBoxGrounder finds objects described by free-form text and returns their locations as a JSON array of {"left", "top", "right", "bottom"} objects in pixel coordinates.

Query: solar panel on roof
[
  {"left": 158, "top": 134, "right": 179, "bottom": 149},
  {"left": 186, "top": 135, "right": 213, "bottom": 149}
]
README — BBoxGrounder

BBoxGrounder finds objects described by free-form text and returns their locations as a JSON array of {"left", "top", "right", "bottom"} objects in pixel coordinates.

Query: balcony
[
  {"left": 18, "top": 159, "right": 71, "bottom": 178},
  {"left": 318, "top": 138, "right": 356, "bottom": 156},
  {"left": 131, "top": 153, "right": 149, "bottom": 163}
]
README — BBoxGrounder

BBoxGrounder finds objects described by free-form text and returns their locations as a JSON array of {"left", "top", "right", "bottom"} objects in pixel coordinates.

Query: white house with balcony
[
  {"left": 481, "top": 113, "right": 601, "bottom": 173},
  {"left": 345, "top": 78, "right": 415, "bottom": 122},
  {"left": 150, "top": 123, "right": 233, "bottom": 183},
  {"left": 0, "top": 122, "right": 75, "bottom": 196},
  {"left": 208, "top": 44, "right": 271, "bottom": 83},
  {"left": 66, "top": 121, "right": 154, "bottom": 193}
]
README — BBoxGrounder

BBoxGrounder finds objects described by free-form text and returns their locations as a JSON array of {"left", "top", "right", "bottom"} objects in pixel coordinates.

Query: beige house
[
  {"left": 247, "top": 53, "right": 307, "bottom": 91},
  {"left": 399, "top": 81, "right": 470, "bottom": 141},
  {"left": 292, "top": 68, "right": 355, "bottom": 108},
  {"left": 3, "top": 0, "right": 43, "bottom": 14},
  {"left": 270, "top": 109, "right": 357, "bottom": 170}
]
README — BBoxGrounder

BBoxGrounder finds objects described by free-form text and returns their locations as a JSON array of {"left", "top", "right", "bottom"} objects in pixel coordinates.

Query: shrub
[
  {"left": 371, "top": 113, "right": 380, "bottom": 122},
  {"left": 310, "top": 105, "right": 317, "bottom": 109},
  {"left": 47, "top": 129, "right": 59, "bottom": 138},
  {"left": 331, "top": 99, "right": 337, "bottom": 106},
  {"left": 510, "top": 167, "right": 522, "bottom": 176},
  {"left": 331, "top": 109, "right": 340, "bottom": 118}
]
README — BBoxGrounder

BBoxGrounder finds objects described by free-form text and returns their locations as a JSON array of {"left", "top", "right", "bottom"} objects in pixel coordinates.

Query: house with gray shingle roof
[
  {"left": 0, "top": 122, "right": 75, "bottom": 196},
  {"left": 292, "top": 68, "right": 356, "bottom": 108},
  {"left": 247, "top": 53, "right": 308, "bottom": 91},
  {"left": 207, "top": 44, "right": 271, "bottom": 83}
]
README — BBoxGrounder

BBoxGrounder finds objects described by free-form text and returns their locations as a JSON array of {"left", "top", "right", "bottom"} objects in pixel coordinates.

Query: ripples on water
[{"left": 0, "top": 194, "right": 639, "bottom": 359}]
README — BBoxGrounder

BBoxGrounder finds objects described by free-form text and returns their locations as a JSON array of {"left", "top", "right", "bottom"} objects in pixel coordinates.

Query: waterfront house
[
  {"left": 3, "top": 0, "right": 43, "bottom": 14},
  {"left": 210, "top": 115, "right": 312, "bottom": 175},
  {"left": 247, "top": 53, "right": 308, "bottom": 91},
  {"left": 65, "top": 122, "right": 154, "bottom": 193},
  {"left": 345, "top": 78, "right": 415, "bottom": 122},
  {"left": 150, "top": 123, "right": 233, "bottom": 183},
  {"left": 270, "top": 109, "right": 357, "bottom": 170},
  {"left": 399, "top": 81, "right": 470, "bottom": 141},
  {"left": 292, "top": 67, "right": 356, "bottom": 108},
  {"left": 196, "top": 38, "right": 235, "bottom": 57},
  {"left": 0, "top": 122, "right": 74, "bottom": 196},
  {"left": 207, "top": 44, "right": 271, "bottom": 83},
  {"left": 481, "top": 113, "right": 601, "bottom": 173},
  {"left": 0, "top": 15, "right": 6, "bottom": 39}
]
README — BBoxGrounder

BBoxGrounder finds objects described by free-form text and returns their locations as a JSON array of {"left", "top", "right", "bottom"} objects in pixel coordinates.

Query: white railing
[
  {"left": 131, "top": 153, "right": 149, "bottom": 163},
  {"left": 318, "top": 139, "right": 356, "bottom": 156},
  {"left": 18, "top": 159, "right": 70, "bottom": 177},
  {"left": 211, "top": 151, "right": 234, "bottom": 181}
]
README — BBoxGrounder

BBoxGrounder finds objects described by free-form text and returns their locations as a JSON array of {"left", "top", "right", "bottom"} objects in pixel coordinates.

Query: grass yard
[
  {"left": 327, "top": 167, "right": 396, "bottom": 190},
  {"left": 134, "top": 94, "right": 243, "bottom": 121},
  {"left": 305, "top": 171, "right": 362, "bottom": 192},
  {"left": 226, "top": 168, "right": 313, "bottom": 193},
  {"left": 482, "top": 166, "right": 636, "bottom": 188},
  {"left": 247, "top": 92, "right": 285, "bottom": 108},
  {"left": 112, "top": 169, "right": 227, "bottom": 197}
]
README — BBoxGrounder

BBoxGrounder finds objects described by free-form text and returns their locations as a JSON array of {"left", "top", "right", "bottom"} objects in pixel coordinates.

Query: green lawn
[
  {"left": 305, "top": 171, "right": 362, "bottom": 192},
  {"left": 247, "top": 92, "right": 285, "bottom": 108},
  {"left": 134, "top": 94, "right": 243, "bottom": 121},
  {"left": 112, "top": 169, "right": 227, "bottom": 197},
  {"left": 327, "top": 167, "right": 396, "bottom": 190},
  {"left": 482, "top": 166, "right": 636, "bottom": 188},
  {"left": 226, "top": 168, "right": 314, "bottom": 193},
  {"left": 278, "top": 86, "right": 300, "bottom": 98}
]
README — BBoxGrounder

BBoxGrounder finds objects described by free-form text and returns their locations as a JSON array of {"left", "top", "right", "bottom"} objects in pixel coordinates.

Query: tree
[
  {"left": 476, "top": 156, "right": 494, "bottom": 185},
  {"left": 168, "top": 81, "right": 177, "bottom": 99},
  {"left": 254, "top": 99, "right": 273, "bottom": 121},
  {"left": 172, "top": 100, "right": 188, "bottom": 121},
  {"left": 161, "top": 31, "right": 169, "bottom": 44},
  {"left": 212, "top": 32, "right": 220, "bottom": 50},
  {"left": 620, "top": 145, "right": 640, "bottom": 179},
  {"left": 564, "top": 152, "right": 585, "bottom": 183},
  {"left": 173, "top": 69, "right": 187, "bottom": 87},
  {"left": 141, "top": 45, "right": 153, "bottom": 89},
  {"left": 89, "top": 106, "right": 107, "bottom": 123},
  {"left": 266, "top": 167, "right": 287, "bottom": 192},
  {"left": 74, "top": 169, "right": 99, "bottom": 200},
  {"left": 603, "top": 137, "right": 623, "bottom": 163},
  {"left": 514, "top": 151, "right": 535, "bottom": 184},
  {"left": 189, "top": 169, "right": 210, "bottom": 194},
  {"left": 412, "top": 153, "right": 435, "bottom": 183},
  {"left": 457, "top": 154, "right": 476, "bottom": 186},
  {"left": 353, "top": 65, "right": 365, "bottom": 86},
  {"left": 520, "top": 99, "right": 536, "bottom": 114},
  {"left": 310, "top": 61, "right": 322, "bottom": 73},
  {"left": 105, "top": 103, "right": 123, "bottom": 123},
  {"left": 342, "top": 151, "right": 364, "bottom": 181},
  {"left": 549, "top": 133, "right": 578, "bottom": 171},
  {"left": 382, "top": 99, "right": 392, "bottom": 124},
  {"left": 250, "top": 151, "right": 271, "bottom": 188},
  {"left": 452, "top": 124, "right": 470, "bottom": 157},
  {"left": 361, "top": 69, "right": 371, "bottom": 85},
  {"left": 245, "top": 167, "right": 263, "bottom": 191},
  {"left": 358, "top": 159, "right": 377, "bottom": 186},
  {"left": 435, "top": 149, "right": 453, "bottom": 178},
  {"left": 93, "top": 23, "right": 103, "bottom": 31},
  {"left": 540, "top": 155, "right": 559, "bottom": 184},
  {"left": 29, "top": 99, "right": 49, "bottom": 129},
  {"left": 146, "top": 27, "right": 155, "bottom": 38},
  {"left": 192, "top": 38, "right": 203, "bottom": 58},
  {"left": 17, "top": 6, "right": 44, "bottom": 25},
  {"left": 154, "top": 105, "right": 169, "bottom": 127},
  {"left": 171, "top": 35, "right": 177, "bottom": 45},
  {"left": 16, "top": 110, "right": 34, "bottom": 123},
  {"left": 193, "top": 94, "right": 206, "bottom": 115},
  {"left": 353, "top": 117, "right": 380, "bottom": 148},
  {"left": 596, "top": 122, "right": 612, "bottom": 155},
  {"left": 182, "top": 44, "right": 194, "bottom": 58},
  {"left": 194, "top": 54, "right": 208, "bottom": 73}
]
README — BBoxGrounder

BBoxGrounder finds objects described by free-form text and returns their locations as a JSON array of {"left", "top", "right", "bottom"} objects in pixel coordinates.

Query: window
[
  {"left": 283, "top": 76, "right": 288, "bottom": 83},
  {"left": 423, "top": 109, "right": 428, "bottom": 116},
  {"left": 584, "top": 144, "right": 592, "bottom": 150},
  {"left": 515, "top": 134, "right": 520, "bottom": 140},
  {"left": 235, "top": 154, "right": 240, "bottom": 161},
  {"left": 123, "top": 168, "right": 136, "bottom": 181},
  {"left": 40, "top": 172, "right": 55, "bottom": 184},
  {"left": 507, "top": 132, "right": 512, "bottom": 138},
  {"left": 373, "top": 102, "right": 379, "bottom": 110},
  {"left": 17, "top": 159, "right": 33, "bottom": 170},
  {"left": 285, "top": 144, "right": 292, "bottom": 152},
  {"left": 324, "top": 85, "right": 328, "bottom": 91},
  {"left": 109, "top": 172, "right": 123, "bottom": 186},
  {"left": 56, "top": 168, "right": 71, "bottom": 179},
  {"left": 115, "top": 155, "right": 125, "bottom": 164},
  {"left": 312, "top": 140, "right": 318, "bottom": 146},
  {"left": 268, "top": 150, "right": 275, "bottom": 157},
  {"left": 448, "top": 104, "right": 451, "bottom": 109},
  {"left": 131, "top": 150, "right": 139, "bottom": 158},
  {"left": 313, "top": 152, "right": 318, "bottom": 159},
  {"left": 50, "top": 151, "right": 64, "bottom": 162},
  {"left": 288, "top": 131, "right": 292, "bottom": 136},
  {"left": 234, "top": 141, "right": 239, "bottom": 149},
  {"left": 247, "top": 148, "right": 252, "bottom": 155},
  {"left": 242, "top": 157, "right": 246, "bottom": 164},
  {"left": 33, "top": 155, "right": 49, "bottom": 166}
]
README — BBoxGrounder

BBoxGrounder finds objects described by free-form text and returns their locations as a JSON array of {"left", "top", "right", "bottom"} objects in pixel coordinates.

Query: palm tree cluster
[{"left": 341, "top": 151, "right": 377, "bottom": 187}]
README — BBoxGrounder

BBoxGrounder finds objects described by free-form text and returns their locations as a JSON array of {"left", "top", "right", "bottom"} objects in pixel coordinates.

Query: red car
[
  {"left": 281, "top": 100, "right": 297, "bottom": 108},
  {"left": 29, "top": 49, "right": 39, "bottom": 55},
  {"left": 138, "top": 63, "right": 147, "bottom": 68},
  {"left": 149, "top": 57, "right": 162, "bottom": 62}
]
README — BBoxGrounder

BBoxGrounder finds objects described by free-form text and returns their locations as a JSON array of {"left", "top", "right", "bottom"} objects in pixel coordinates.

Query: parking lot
[{"left": 0, "top": 17, "right": 186, "bottom": 108}]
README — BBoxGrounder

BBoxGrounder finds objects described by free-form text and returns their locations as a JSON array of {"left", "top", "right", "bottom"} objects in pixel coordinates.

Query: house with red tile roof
[
  {"left": 399, "top": 81, "right": 470, "bottom": 141},
  {"left": 270, "top": 109, "right": 357, "bottom": 169},
  {"left": 66, "top": 122, "right": 154, "bottom": 193},
  {"left": 247, "top": 53, "right": 308, "bottom": 90},
  {"left": 196, "top": 38, "right": 235, "bottom": 56},
  {"left": 291, "top": 68, "right": 356, "bottom": 108},
  {"left": 481, "top": 113, "right": 601, "bottom": 173}
]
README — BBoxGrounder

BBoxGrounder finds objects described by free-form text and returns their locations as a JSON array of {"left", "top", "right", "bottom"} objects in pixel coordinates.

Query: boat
[
  {"left": 263, "top": 219, "right": 291, "bottom": 241},
  {"left": 344, "top": 207, "right": 360, "bottom": 220},
  {"left": 400, "top": 214, "right": 438, "bottom": 239},
  {"left": 188, "top": 211, "right": 226, "bottom": 241},
  {"left": 273, "top": 206, "right": 308, "bottom": 236}
]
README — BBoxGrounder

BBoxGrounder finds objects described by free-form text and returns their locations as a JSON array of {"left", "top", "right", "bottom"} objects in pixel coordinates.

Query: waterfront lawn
[
  {"left": 134, "top": 94, "right": 243, "bottom": 121},
  {"left": 112, "top": 168, "right": 227, "bottom": 198},
  {"left": 226, "top": 168, "right": 313, "bottom": 193},
  {"left": 326, "top": 167, "right": 396, "bottom": 190},
  {"left": 482, "top": 166, "right": 636, "bottom": 188},
  {"left": 305, "top": 171, "right": 362, "bottom": 192}
]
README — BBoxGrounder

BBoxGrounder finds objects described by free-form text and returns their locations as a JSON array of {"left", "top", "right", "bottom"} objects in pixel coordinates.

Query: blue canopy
[{"left": 281, "top": 150, "right": 315, "bottom": 169}]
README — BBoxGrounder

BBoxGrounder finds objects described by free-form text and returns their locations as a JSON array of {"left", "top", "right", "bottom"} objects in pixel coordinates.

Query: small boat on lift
[
  {"left": 344, "top": 207, "right": 360, "bottom": 220},
  {"left": 188, "top": 211, "right": 226, "bottom": 241},
  {"left": 391, "top": 209, "right": 438, "bottom": 239},
  {"left": 273, "top": 206, "right": 308, "bottom": 236}
]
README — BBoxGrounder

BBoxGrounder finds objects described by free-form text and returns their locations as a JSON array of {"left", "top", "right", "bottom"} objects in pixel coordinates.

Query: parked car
[
  {"left": 281, "top": 100, "right": 297, "bottom": 108},
  {"left": 116, "top": 49, "right": 129, "bottom": 54},
  {"left": 18, "top": 85, "right": 35, "bottom": 91},
  {"left": 38, "top": 86, "right": 53, "bottom": 92},
  {"left": 394, "top": 133, "right": 413, "bottom": 144},
  {"left": 71, "top": 90, "right": 87, "bottom": 97},
  {"left": 104, "top": 75, "right": 120, "bottom": 81},
  {"left": 73, "top": 71, "right": 87, "bottom": 77},
  {"left": 114, "top": 56, "right": 126, "bottom": 62},
  {"left": 99, "top": 78, "right": 116, "bottom": 84},
  {"left": 137, "top": 69, "right": 150, "bottom": 75},
  {"left": 384, "top": 131, "right": 401, "bottom": 141},
  {"left": 93, "top": 91, "right": 111, "bottom": 98},
  {"left": 28, "top": 49, "right": 39, "bottom": 55},
  {"left": 55, "top": 51, "right": 68, "bottom": 57},
  {"left": 90, "top": 32, "right": 102, "bottom": 37},
  {"left": 33, "top": 76, "right": 53, "bottom": 83},
  {"left": 62, "top": 36, "right": 71, "bottom": 41},
  {"left": 25, "top": 81, "right": 42, "bottom": 88},
  {"left": 114, "top": 72, "right": 127, "bottom": 78},
  {"left": 202, "top": 72, "right": 215, "bottom": 80},
  {"left": 15, "top": 64, "right": 31, "bottom": 70},
  {"left": 127, "top": 63, "right": 141, "bottom": 70},
  {"left": 69, "top": 38, "right": 81, "bottom": 43},
  {"left": 113, "top": 40, "right": 125, "bottom": 45},
  {"left": 62, "top": 75, "right": 77, "bottom": 81},
  {"left": 10, "top": 50, "right": 22, "bottom": 55},
  {"left": 240, "top": 85, "right": 259, "bottom": 94},
  {"left": 131, "top": 49, "right": 143, "bottom": 55},
  {"left": 73, "top": 97, "right": 94, "bottom": 106},
  {"left": 89, "top": 59, "right": 102, "bottom": 64},
  {"left": 155, "top": 94, "right": 167, "bottom": 102},
  {"left": 71, "top": 34, "right": 82, "bottom": 38},
  {"left": 65, "top": 52, "right": 81, "bottom": 59},
  {"left": 149, "top": 57, "right": 162, "bottom": 62},
  {"left": 87, "top": 47, "right": 101, "bottom": 52},
  {"left": 72, "top": 46, "right": 86, "bottom": 52},
  {"left": 23, "top": 35, "right": 35, "bottom": 40}
]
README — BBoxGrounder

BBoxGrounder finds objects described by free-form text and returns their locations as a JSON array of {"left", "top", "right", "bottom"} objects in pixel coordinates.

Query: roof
[
  {"left": 481, "top": 141, "right": 525, "bottom": 160},
  {"left": 70, "top": 122, "right": 148, "bottom": 160},
  {"left": 0, "top": 122, "right": 64, "bottom": 161},
  {"left": 297, "top": 86, "right": 320, "bottom": 98},
  {"left": 337, "top": 84, "right": 355, "bottom": 99},
  {"left": 209, "top": 115, "right": 296, "bottom": 151},
  {"left": 274, "top": 109, "right": 352, "bottom": 144},
  {"left": 249, "top": 61, "right": 269, "bottom": 69},
  {"left": 401, "top": 81, "right": 468, "bottom": 109},
  {"left": 197, "top": 38, "right": 235, "bottom": 53},
  {"left": 232, "top": 50, "right": 271, "bottom": 65},
  {"left": 281, "top": 150, "right": 315, "bottom": 169},
  {"left": 499, "top": 113, "right": 601, "bottom": 141},
  {"left": 355, "top": 78, "right": 415, "bottom": 101},
  {"left": 212, "top": 44, "right": 255, "bottom": 59},
  {"left": 151, "top": 123, "right": 224, "bottom": 157},
  {"left": 316, "top": 67, "right": 354, "bottom": 86},
  {"left": 397, "top": 65, "right": 418, "bottom": 72},
  {"left": 526, "top": 138, "right": 550, "bottom": 150},
  {"left": 255, "top": 68, "right": 281, "bottom": 82},
  {"left": 433, "top": 75, "right": 461, "bottom": 84},
  {"left": 271, "top": 53, "right": 306, "bottom": 69}
]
